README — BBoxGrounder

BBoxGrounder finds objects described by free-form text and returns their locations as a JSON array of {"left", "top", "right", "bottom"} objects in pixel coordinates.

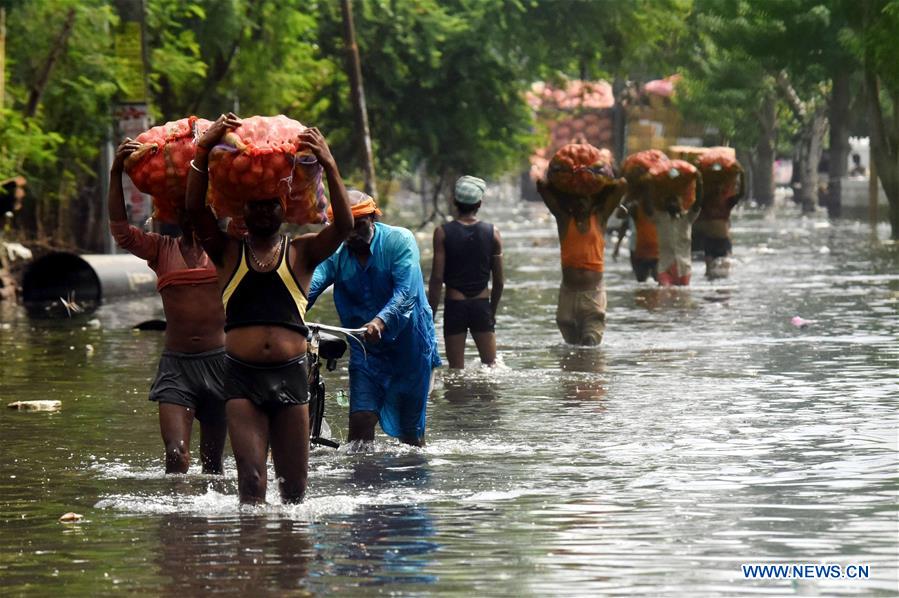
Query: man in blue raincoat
[{"left": 308, "top": 191, "right": 441, "bottom": 446}]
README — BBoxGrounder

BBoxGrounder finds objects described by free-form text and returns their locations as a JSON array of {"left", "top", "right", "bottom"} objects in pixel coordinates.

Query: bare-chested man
[
  {"left": 186, "top": 114, "right": 352, "bottom": 504},
  {"left": 109, "top": 139, "right": 226, "bottom": 475}
]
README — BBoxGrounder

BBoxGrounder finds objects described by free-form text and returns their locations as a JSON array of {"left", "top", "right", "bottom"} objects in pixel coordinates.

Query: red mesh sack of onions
[
  {"left": 206, "top": 115, "right": 327, "bottom": 226},
  {"left": 124, "top": 116, "right": 212, "bottom": 223},
  {"left": 698, "top": 147, "right": 742, "bottom": 198}
]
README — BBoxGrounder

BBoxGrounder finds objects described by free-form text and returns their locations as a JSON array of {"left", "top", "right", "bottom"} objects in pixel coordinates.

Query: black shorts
[
  {"left": 223, "top": 354, "right": 310, "bottom": 413},
  {"left": 444, "top": 298, "right": 494, "bottom": 336},
  {"left": 704, "top": 237, "right": 732, "bottom": 259},
  {"left": 630, "top": 256, "right": 658, "bottom": 282},
  {"left": 148, "top": 348, "right": 226, "bottom": 423}
]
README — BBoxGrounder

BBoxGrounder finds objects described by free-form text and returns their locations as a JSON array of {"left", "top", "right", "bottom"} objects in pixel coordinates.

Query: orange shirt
[
  {"left": 110, "top": 221, "right": 218, "bottom": 291},
  {"left": 560, "top": 214, "right": 604, "bottom": 272},
  {"left": 632, "top": 204, "right": 659, "bottom": 260}
]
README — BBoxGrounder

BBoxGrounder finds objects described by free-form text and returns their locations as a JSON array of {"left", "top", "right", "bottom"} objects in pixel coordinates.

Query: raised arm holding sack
[
  {"left": 109, "top": 137, "right": 227, "bottom": 476},
  {"left": 186, "top": 113, "right": 353, "bottom": 505}
]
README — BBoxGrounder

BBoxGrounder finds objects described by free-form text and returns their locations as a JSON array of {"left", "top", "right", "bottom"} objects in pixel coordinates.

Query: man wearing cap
[
  {"left": 428, "top": 176, "right": 504, "bottom": 368},
  {"left": 308, "top": 191, "right": 441, "bottom": 447}
]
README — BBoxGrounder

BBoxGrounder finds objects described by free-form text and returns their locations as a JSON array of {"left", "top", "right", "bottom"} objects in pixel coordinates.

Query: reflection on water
[
  {"left": 1, "top": 198, "right": 898, "bottom": 595},
  {"left": 156, "top": 515, "right": 313, "bottom": 595}
]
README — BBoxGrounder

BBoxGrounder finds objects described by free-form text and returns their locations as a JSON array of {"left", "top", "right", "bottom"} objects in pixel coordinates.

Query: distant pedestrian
[
  {"left": 428, "top": 176, "right": 504, "bottom": 368},
  {"left": 538, "top": 173, "right": 626, "bottom": 346},
  {"left": 849, "top": 153, "right": 867, "bottom": 178},
  {"left": 644, "top": 187, "right": 704, "bottom": 287}
]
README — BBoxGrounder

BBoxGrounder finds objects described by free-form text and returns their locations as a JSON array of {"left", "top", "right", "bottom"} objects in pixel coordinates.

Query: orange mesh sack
[
  {"left": 207, "top": 115, "right": 327, "bottom": 226},
  {"left": 622, "top": 149, "right": 671, "bottom": 207},
  {"left": 667, "top": 159, "right": 699, "bottom": 209},
  {"left": 622, "top": 149, "right": 671, "bottom": 183},
  {"left": 699, "top": 147, "right": 741, "bottom": 198},
  {"left": 124, "top": 116, "right": 212, "bottom": 223},
  {"left": 546, "top": 143, "right": 617, "bottom": 196}
]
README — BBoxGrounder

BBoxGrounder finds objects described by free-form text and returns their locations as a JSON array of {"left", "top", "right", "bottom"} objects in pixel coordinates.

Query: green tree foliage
[
  {"left": 677, "top": 0, "right": 861, "bottom": 209},
  {"left": 146, "top": 0, "right": 335, "bottom": 122},
  {"left": 843, "top": 0, "right": 899, "bottom": 238},
  {"left": 314, "top": 0, "right": 537, "bottom": 201},
  {"left": 513, "top": 0, "right": 691, "bottom": 82},
  {"left": 2, "top": 0, "right": 119, "bottom": 244}
]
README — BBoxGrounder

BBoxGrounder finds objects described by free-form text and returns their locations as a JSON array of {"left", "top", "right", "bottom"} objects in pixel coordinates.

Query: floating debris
[
  {"left": 7, "top": 400, "right": 62, "bottom": 411},
  {"left": 790, "top": 316, "right": 817, "bottom": 328},
  {"left": 58, "top": 512, "right": 83, "bottom": 522},
  {"left": 59, "top": 290, "right": 83, "bottom": 317}
]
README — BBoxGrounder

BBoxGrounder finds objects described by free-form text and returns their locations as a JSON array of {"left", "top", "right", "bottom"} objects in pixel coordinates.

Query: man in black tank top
[
  {"left": 186, "top": 115, "right": 353, "bottom": 505},
  {"left": 428, "top": 176, "right": 504, "bottom": 368}
]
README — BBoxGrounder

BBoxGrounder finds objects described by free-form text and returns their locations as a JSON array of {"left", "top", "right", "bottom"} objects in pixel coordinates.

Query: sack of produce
[
  {"left": 622, "top": 149, "right": 671, "bottom": 206},
  {"left": 698, "top": 147, "right": 741, "bottom": 198},
  {"left": 546, "top": 143, "right": 617, "bottom": 196},
  {"left": 124, "top": 116, "right": 212, "bottom": 223},
  {"left": 207, "top": 115, "right": 327, "bottom": 226},
  {"left": 621, "top": 149, "right": 670, "bottom": 184},
  {"left": 668, "top": 159, "right": 700, "bottom": 210}
]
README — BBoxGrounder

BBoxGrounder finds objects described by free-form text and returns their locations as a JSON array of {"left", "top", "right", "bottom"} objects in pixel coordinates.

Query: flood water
[{"left": 1, "top": 193, "right": 897, "bottom": 596}]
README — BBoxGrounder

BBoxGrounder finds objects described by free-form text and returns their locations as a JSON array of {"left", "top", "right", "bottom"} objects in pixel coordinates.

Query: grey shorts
[{"left": 148, "top": 348, "right": 226, "bottom": 423}]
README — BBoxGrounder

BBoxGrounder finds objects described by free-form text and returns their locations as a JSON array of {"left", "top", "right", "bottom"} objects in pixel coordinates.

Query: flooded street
[{"left": 1, "top": 195, "right": 897, "bottom": 596}]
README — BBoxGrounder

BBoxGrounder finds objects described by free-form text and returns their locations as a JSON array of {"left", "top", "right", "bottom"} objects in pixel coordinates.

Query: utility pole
[
  {"left": 107, "top": 0, "right": 152, "bottom": 251},
  {"left": 340, "top": 0, "right": 377, "bottom": 197}
]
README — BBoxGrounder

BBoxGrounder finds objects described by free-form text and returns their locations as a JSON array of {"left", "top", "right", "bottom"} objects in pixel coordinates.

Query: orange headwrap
[{"left": 327, "top": 190, "right": 382, "bottom": 221}]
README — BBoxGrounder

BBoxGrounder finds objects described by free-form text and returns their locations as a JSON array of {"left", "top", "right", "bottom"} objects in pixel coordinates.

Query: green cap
[{"left": 454, "top": 175, "right": 486, "bottom": 205}]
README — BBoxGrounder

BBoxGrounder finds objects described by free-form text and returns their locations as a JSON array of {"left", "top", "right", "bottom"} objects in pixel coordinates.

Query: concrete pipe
[{"left": 22, "top": 253, "right": 156, "bottom": 316}]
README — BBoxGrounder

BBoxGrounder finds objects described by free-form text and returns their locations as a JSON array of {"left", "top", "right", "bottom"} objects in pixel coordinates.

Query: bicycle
[{"left": 306, "top": 323, "right": 366, "bottom": 449}]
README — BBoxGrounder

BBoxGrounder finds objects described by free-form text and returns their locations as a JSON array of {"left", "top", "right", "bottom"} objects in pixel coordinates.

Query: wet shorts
[
  {"left": 148, "top": 348, "right": 226, "bottom": 423},
  {"left": 658, "top": 263, "right": 691, "bottom": 287},
  {"left": 703, "top": 236, "right": 732, "bottom": 259},
  {"left": 556, "top": 285, "right": 606, "bottom": 346},
  {"left": 444, "top": 298, "right": 494, "bottom": 336},
  {"left": 630, "top": 256, "right": 658, "bottom": 282},
  {"left": 223, "top": 354, "right": 310, "bottom": 413}
]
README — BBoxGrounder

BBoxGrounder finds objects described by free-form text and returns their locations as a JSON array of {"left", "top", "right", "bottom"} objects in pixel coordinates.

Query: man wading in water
[
  {"left": 109, "top": 138, "right": 227, "bottom": 475},
  {"left": 537, "top": 176, "right": 626, "bottom": 346},
  {"left": 308, "top": 191, "right": 440, "bottom": 447},
  {"left": 186, "top": 114, "right": 353, "bottom": 504},
  {"left": 428, "top": 175, "right": 504, "bottom": 368}
]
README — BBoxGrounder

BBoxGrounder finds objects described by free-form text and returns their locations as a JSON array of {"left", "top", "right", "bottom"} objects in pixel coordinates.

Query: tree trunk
[
  {"left": 612, "top": 76, "right": 627, "bottom": 161},
  {"left": 794, "top": 107, "right": 828, "bottom": 214},
  {"left": 752, "top": 93, "right": 776, "bottom": 206},
  {"left": 863, "top": 63, "right": 899, "bottom": 238},
  {"left": 340, "top": 0, "right": 377, "bottom": 197},
  {"left": 25, "top": 8, "right": 76, "bottom": 118},
  {"left": 826, "top": 68, "right": 851, "bottom": 219}
]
